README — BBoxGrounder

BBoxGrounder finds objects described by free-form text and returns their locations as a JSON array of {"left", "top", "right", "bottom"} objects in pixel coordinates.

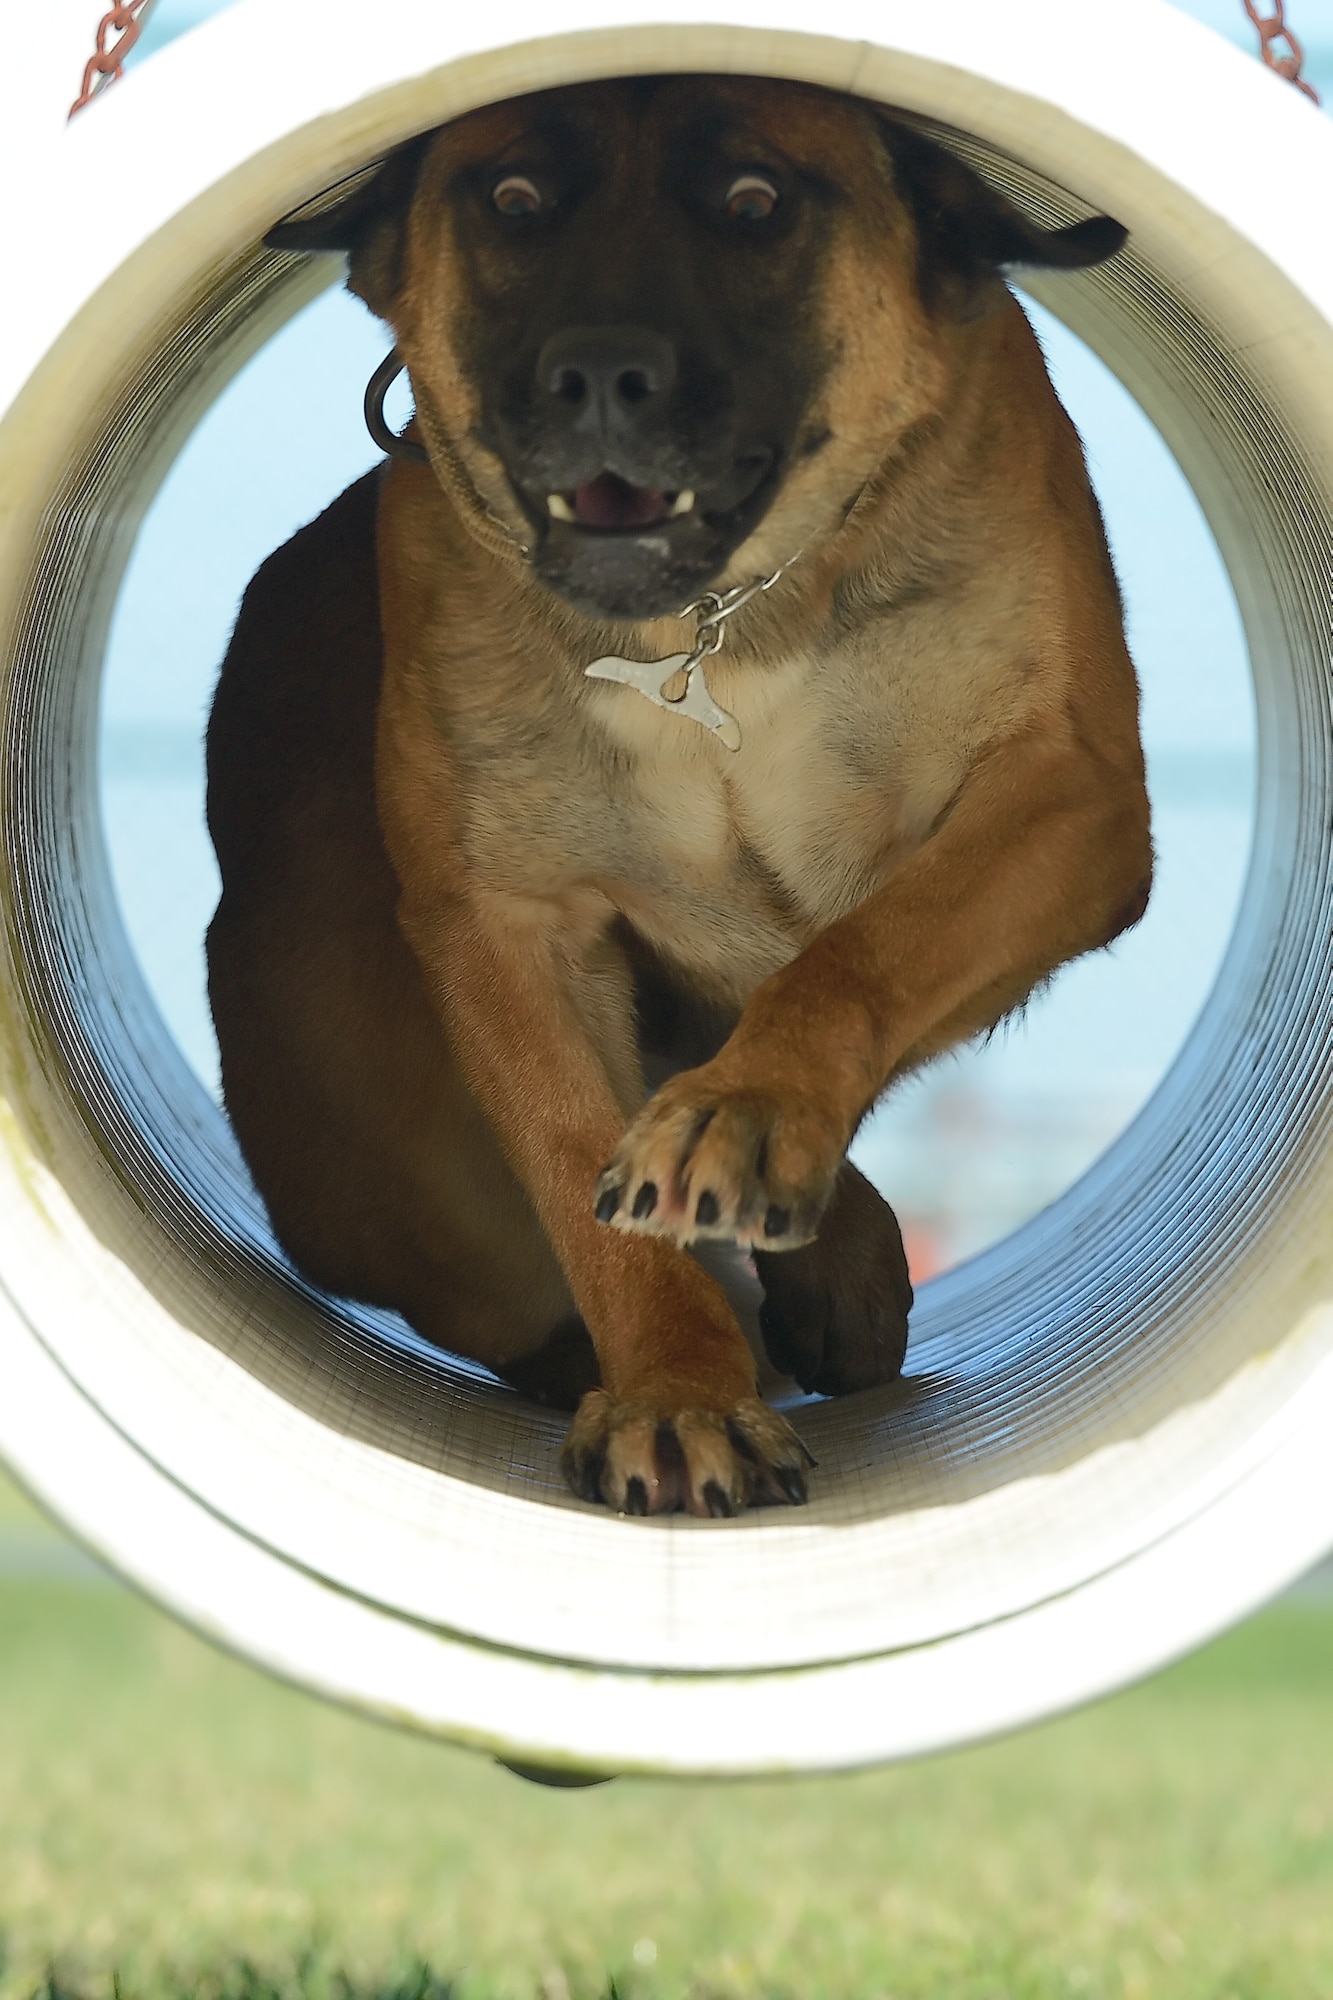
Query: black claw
[
  {"left": 703, "top": 1480, "right": 736, "bottom": 1519},
  {"left": 775, "top": 1465, "right": 808, "bottom": 1506},
  {"left": 695, "top": 1189, "right": 720, "bottom": 1228},
  {"left": 764, "top": 1204, "right": 791, "bottom": 1239},
  {"left": 623, "top": 1475, "right": 649, "bottom": 1516},
  {"left": 631, "top": 1181, "right": 658, "bottom": 1220},
  {"left": 655, "top": 1417, "right": 683, "bottom": 1458},
  {"left": 724, "top": 1418, "right": 761, "bottom": 1465},
  {"left": 594, "top": 1185, "right": 621, "bottom": 1224},
  {"left": 573, "top": 1454, "right": 605, "bottom": 1504}
]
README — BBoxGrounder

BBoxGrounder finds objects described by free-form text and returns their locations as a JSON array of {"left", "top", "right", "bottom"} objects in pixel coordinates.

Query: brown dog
[{"left": 206, "top": 76, "right": 1151, "bottom": 1519}]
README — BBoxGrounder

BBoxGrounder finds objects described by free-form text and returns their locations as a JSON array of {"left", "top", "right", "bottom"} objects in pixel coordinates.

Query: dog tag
[{"left": 585, "top": 652, "right": 742, "bottom": 751}]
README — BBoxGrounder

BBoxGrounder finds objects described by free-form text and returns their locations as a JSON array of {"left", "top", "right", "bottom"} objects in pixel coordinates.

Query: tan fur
[{"left": 209, "top": 78, "right": 1150, "bottom": 1516}]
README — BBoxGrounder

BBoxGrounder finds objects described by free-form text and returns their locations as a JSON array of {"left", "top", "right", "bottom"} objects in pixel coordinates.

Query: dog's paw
[
  {"left": 560, "top": 1388, "right": 814, "bottom": 1516},
  {"left": 754, "top": 1165, "right": 912, "bottom": 1396},
  {"left": 592, "top": 1069, "right": 843, "bottom": 1250}
]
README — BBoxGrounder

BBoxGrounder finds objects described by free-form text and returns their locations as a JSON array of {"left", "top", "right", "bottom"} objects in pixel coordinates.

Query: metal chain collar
[
  {"left": 677, "top": 556, "right": 801, "bottom": 668},
  {"left": 580, "top": 552, "right": 805, "bottom": 753}
]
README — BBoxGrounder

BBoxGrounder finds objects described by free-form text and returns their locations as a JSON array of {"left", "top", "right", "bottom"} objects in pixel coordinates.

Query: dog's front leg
[
  {"left": 372, "top": 486, "right": 810, "bottom": 1511},
  {"left": 388, "top": 860, "right": 809, "bottom": 1512},
  {"left": 598, "top": 727, "right": 1152, "bottom": 1252}
]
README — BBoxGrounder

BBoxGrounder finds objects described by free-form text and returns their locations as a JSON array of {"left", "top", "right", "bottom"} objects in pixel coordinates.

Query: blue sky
[{"left": 99, "top": 0, "right": 1332, "bottom": 1266}]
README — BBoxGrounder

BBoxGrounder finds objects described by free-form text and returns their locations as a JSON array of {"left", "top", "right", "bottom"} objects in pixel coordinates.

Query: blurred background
[{"left": 4, "top": 5, "right": 1332, "bottom": 1998}]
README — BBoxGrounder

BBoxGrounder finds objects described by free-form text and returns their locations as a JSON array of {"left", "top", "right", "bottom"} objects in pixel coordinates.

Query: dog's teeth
[
  {"left": 668, "top": 490, "right": 696, "bottom": 517},
  {"left": 547, "top": 494, "right": 576, "bottom": 521}
]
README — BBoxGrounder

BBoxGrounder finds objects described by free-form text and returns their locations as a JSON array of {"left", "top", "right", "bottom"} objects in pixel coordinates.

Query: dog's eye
[
  {"left": 492, "top": 175, "right": 544, "bottom": 217},
  {"left": 723, "top": 174, "right": 779, "bottom": 222}
]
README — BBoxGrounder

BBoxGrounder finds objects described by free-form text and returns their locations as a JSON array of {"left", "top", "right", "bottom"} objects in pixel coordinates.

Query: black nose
[{"left": 536, "top": 325, "right": 677, "bottom": 426}]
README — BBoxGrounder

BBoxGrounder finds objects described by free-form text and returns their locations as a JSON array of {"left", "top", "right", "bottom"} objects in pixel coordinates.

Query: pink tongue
[{"left": 573, "top": 472, "right": 670, "bottom": 528}]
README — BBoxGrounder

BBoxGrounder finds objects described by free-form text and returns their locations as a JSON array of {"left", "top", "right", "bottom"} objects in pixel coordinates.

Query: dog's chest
[{"left": 458, "top": 642, "right": 962, "bottom": 993}]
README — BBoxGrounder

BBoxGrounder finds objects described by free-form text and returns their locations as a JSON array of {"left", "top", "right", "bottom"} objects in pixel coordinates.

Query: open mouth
[
  {"left": 545, "top": 472, "right": 696, "bottom": 531},
  {"left": 518, "top": 449, "right": 781, "bottom": 617}
]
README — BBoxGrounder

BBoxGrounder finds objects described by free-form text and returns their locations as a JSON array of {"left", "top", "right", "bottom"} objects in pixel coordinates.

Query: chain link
[
  {"left": 69, "top": 0, "right": 153, "bottom": 118},
  {"left": 1242, "top": 0, "right": 1321, "bottom": 104},
  {"left": 678, "top": 553, "right": 802, "bottom": 662}
]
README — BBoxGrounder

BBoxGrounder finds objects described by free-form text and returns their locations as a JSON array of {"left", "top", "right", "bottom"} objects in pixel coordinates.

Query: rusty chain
[
  {"left": 69, "top": 0, "right": 153, "bottom": 117},
  {"left": 66, "top": 2, "right": 1324, "bottom": 118},
  {"left": 1243, "top": 0, "right": 1322, "bottom": 102}
]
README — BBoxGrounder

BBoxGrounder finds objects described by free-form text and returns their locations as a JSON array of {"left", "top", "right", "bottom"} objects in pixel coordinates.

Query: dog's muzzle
[{"left": 489, "top": 322, "right": 778, "bottom": 618}]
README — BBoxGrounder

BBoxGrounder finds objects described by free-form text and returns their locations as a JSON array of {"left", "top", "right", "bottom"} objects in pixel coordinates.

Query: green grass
[
  {"left": 0, "top": 1470, "right": 45, "bottom": 1526},
  {"left": 1, "top": 1470, "right": 1331, "bottom": 2000}
]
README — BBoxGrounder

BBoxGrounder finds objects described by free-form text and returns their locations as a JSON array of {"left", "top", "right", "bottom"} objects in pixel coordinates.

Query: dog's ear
[
  {"left": 879, "top": 118, "right": 1127, "bottom": 318},
  {"left": 264, "top": 136, "right": 434, "bottom": 314}
]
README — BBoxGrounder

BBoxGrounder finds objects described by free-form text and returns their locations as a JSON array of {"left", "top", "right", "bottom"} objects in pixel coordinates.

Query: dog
[{"left": 206, "top": 76, "right": 1151, "bottom": 1519}]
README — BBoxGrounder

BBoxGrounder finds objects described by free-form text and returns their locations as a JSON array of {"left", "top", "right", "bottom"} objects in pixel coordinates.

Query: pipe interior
[{"left": 6, "top": 112, "right": 1331, "bottom": 1529}]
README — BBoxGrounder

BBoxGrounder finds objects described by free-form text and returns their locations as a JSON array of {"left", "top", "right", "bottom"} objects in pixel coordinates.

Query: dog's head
[{"left": 272, "top": 78, "right": 1124, "bottom": 620}]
